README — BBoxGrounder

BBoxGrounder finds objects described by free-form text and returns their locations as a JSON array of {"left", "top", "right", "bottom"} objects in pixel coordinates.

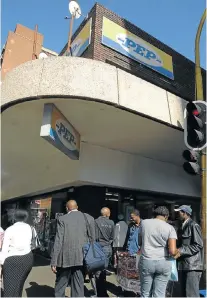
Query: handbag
[
  {"left": 82, "top": 213, "right": 106, "bottom": 273},
  {"left": 31, "top": 226, "right": 41, "bottom": 251},
  {"left": 169, "top": 258, "right": 178, "bottom": 282}
]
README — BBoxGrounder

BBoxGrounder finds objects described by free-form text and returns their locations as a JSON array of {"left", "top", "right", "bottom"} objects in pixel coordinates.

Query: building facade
[
  {"left": 1, "top": 23, "right": 58, "bottom": 79},
  {"left": 1, "top": 3, "right": 205, "bottom": 256}
]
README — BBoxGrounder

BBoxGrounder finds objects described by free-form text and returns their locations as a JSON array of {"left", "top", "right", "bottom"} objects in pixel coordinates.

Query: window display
[{"left": 30, "top": 197, "right": 52, "bottom": 253}]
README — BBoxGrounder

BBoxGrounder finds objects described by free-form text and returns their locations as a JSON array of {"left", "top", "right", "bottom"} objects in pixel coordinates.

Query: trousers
[
  {"left": 179, "top": 270, "right": 202, "bottom": 297},
  {"left": 54, "top": 266, "right": 84, "bottom": 297},
  {"left": 95, "top": 245, "right": 112, "bottom": 297},
  {"left": 139, "top": 257, "right": 171, "bottom": 298}
]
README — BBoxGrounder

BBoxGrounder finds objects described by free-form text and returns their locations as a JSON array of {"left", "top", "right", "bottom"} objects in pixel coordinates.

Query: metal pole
[
  {"left": 32, "top": 25, "right": 38, "bottom": 60},
  {"left": 195, "top": 9, "right": 207, "bottom": 268},
  {"left": 67, "top": 13, "right": 75, "bottom": 55}
]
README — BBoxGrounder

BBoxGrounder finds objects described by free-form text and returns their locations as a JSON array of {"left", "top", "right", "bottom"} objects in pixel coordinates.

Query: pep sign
[
  {"left": 40, "top": 104, "right": 80, "bottom": 160},
  {"left": 63, "top": 18, "right": 92, "bottom": 57},
  {"left": 102, "top": 17, "right": 174, "bottom": 80},
  {"left": 117, "top": 33, "right": 163, "bottom": 67}
]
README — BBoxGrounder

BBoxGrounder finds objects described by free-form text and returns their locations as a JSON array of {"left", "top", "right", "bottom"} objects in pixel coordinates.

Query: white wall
[
  {"left": 2, "top": 57, "right": 186, "bottom": 129},
  {"left": 80, "top": 142, "right": 200, "bottom": 197}
]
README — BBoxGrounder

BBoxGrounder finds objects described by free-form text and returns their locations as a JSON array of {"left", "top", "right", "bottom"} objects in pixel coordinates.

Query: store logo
[
  {"left": 55, "top": 119, "right": 77, "bottom": 151},
  {"left": 71, "top": 39, "right": 82, "bottom": 56},
  {"left": 116, "top": 33, "right": 163, "bottom": 67}
]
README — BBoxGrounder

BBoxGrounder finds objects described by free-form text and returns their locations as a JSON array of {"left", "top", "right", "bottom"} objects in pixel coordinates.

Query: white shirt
[
  {"left": 0, "top": 222, "right": 33, "bottom": 264},
  {"left": 68, "top": 209, "right": 78, "bottom": 214},
  {"left": 182, "top": 218, "right": 190, "bottom": 229}
]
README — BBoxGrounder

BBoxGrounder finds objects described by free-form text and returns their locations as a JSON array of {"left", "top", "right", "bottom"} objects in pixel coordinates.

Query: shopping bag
[{"left": 169, "top": 258, "right": 178, "bottom": 282}]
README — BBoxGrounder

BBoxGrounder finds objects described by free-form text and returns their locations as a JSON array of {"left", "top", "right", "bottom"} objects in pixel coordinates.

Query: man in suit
[{"left": 51, "top": 200, "right": 95, "bottom": 297}]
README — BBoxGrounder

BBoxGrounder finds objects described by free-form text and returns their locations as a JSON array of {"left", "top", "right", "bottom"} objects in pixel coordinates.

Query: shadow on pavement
[
  {"left": 84, "top": 285, "right": 94, "bottom": 297},
  {"left": 25, "top": 282, "right": 54, "bottom": 297},
  {"left": 106, "top": 281, "right": 122, "bottom": 296},
  {"left": 106, "top": 281, "right": 138, "bottom": 297}
]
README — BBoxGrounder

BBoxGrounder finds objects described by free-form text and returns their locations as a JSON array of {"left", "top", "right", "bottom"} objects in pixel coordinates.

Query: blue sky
[{"left": 2, "top": 0, "right": 206, "bottom": 69}]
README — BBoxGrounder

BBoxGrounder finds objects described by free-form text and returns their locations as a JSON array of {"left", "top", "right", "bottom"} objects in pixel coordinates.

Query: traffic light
[
  {"left": 182, "top": 149, "right": 200, "bottom": 175},
  {"left": 184, "top": 101, "right": 206, "bottom": 150},
  {"left": 183, "top": 150, "right": 200, "bottom": 175}
]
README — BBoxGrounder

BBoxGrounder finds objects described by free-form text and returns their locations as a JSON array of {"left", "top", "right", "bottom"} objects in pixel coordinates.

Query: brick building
[
  {"left": 1, "top": 24, "right": 58, "bottom": 79},
  {"left": 60, "top": 3, "right": 206, "bottom": 102},
  {"left": 1, "top": 2, "right": 205, "bottom": 267}
]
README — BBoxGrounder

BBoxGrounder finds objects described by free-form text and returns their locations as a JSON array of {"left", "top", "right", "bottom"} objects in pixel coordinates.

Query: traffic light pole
[{"left": 195, "top": 9, "right": 207, "bottom": 268}]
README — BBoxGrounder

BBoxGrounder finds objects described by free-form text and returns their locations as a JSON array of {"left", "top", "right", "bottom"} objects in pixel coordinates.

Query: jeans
[
  {"left": 95, "top": 245, "right": 112, "bottom": 297},
  {"left": 139, "top": 257, "right": 171, "bottom": 298},
  {"left": 179, "top": 270, "right": 202, "bottom": 297}
]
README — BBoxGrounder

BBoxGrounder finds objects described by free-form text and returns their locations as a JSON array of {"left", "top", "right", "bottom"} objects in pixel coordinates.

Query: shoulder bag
[{"left": 82, "top": 213, "right": 106, "bottom": 273}]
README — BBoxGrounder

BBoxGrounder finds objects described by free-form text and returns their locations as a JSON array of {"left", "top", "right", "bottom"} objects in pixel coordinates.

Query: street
[{"left": 21, "top": 255, "right": 120, "bottom": 297}]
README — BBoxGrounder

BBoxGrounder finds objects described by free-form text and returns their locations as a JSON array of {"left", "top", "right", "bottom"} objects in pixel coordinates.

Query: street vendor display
[
  {"left": 116, "top": 209, "right": 142, "bottom": 295},
  {"left": 117, "top": 251, "right": 140, "bottom": 295}
]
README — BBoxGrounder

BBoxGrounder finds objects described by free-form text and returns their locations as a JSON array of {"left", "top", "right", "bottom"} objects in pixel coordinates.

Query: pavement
[{"left": 20, "top": 255, "right": 123, "bottom": 297}]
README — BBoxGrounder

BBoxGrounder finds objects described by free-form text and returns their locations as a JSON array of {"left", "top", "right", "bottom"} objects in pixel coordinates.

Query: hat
[
  {"left": 174, "top": 205, "right": 192, "bottom": 215},
  {"left": 118, "top": 214, "right": 124, "bottom": 221}
]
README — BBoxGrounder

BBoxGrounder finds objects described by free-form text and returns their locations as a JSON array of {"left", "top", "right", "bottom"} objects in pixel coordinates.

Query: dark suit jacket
[{"left": 51, "top": 211, "right": 95, "bottom": 268}]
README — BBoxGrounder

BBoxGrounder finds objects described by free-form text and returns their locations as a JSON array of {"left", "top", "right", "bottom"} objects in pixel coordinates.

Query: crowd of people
[{"left": 0, "top": 201, "right": 204, "bottom": 298}]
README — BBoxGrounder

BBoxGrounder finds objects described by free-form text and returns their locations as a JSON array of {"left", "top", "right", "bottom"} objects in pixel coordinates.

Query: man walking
[
  {"left": 95, "top": 207, "right": 114, "bottom": 297},
  {"left": 174, "top": 205, "right": 203, "bottom": 297},
  {"left": 51, "top": 200, "right": 95, "bottom": 297}
]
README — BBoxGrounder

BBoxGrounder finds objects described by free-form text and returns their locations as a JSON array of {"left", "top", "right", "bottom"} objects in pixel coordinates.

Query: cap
[
  {"left": 118, "top": 214, "right": 124, "bottom": 221},
  {"left": 174, "top": 205, "right": 192, "bottom": 215}
]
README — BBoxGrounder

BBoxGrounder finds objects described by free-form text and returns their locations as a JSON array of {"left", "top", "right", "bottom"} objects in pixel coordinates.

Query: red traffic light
[
  {"left": 186, "top": 102, "right": 201, "bottom": 115},
  {"left": 184, "top": 101, "right": 206, "bottom": 150},
  {"left": 192, "top": 109, "right": 199, "bottom": 116}
]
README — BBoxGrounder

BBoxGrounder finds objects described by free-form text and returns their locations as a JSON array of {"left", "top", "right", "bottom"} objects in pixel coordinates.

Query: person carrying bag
[{"left": 82, "top": 213, "right": 106, "bottom": 274}]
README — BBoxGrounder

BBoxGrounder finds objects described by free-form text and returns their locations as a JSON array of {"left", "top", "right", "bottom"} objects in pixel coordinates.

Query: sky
[{"left": 1, "top": 0, "right": 206, "bottom": 69}]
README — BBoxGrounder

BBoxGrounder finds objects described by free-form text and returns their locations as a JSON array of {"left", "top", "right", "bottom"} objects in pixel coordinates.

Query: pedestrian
[
  {"left": 113, "top": 214, "right": 128, "bottom": 268},
  {"left": 174, "top": 205, "right": 203, "bottom": 297},
  {"left": 0, "top": 209, "right": 34, "bottom": 297},
  {"left": 0, "top": 227, "right": 4, "bottom": 281},
  {"left": 94, "top": 207, "right": 114, "bottom": 297},
  {"left": 113, "top": 214, "right": 128, "bottom": 251},
  {"left": 138, "top": 206, "right": 177, "bottom": 298},
  {"left": 50, "top": 200, "right": 95, "bottom": 297},
  {"left": 125, "top": 209, "right": 142, "bottom": 255}
]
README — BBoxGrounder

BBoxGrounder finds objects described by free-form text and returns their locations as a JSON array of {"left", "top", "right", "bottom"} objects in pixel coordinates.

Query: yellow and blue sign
[
  {"left": 64, "top": 18, "right": 92, "bottom": 57},
  {"left": 40, "top": 104, "right": 80, "bottom": 160},
  {"left": 102, "top": 17, "right": 174, "bottom": 80}
]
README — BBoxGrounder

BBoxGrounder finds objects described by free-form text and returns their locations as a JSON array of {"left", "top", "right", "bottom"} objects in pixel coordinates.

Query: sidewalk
[{"left": 21, "top": 255, "right": 120, "bottom": 297}]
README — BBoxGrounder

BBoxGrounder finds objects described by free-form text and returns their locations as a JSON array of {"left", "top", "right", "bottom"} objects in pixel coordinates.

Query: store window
[
  {"left": 1, "top": 202, "right": 18, "bottom": 229},
  {"left": 30, "top": 197, "right": 52, "bottom": 253}
]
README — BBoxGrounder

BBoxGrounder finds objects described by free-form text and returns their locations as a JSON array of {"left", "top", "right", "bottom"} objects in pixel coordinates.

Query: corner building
[{"left": 1, "top": 3, "right": 206, "bottom": 256}]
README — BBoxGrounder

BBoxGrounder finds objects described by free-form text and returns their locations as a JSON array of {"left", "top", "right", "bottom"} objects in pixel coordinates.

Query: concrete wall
[
  {"left": 1, "top": 57, "right": 186, "bottom": 129},
  {"left": 80, "top": 142, "right": 200, "bottom": 197}
]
